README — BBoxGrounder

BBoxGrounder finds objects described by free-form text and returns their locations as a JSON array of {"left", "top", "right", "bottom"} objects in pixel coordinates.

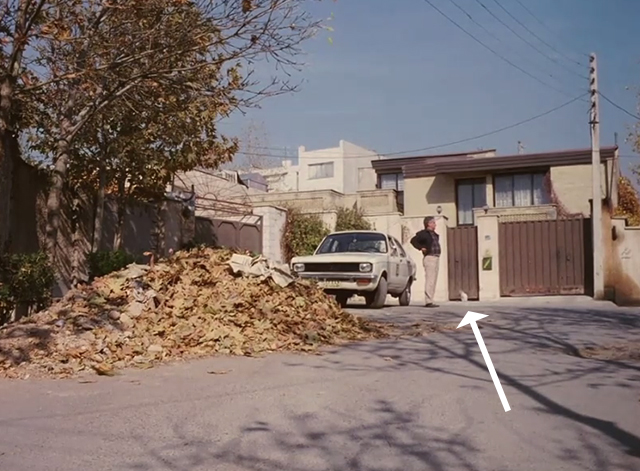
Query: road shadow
[
  {"left": 287, "top": 304, "right": 640, "bottom": 460},
  {"left": 123, "top": 399, "right": 488, "bottom": 471}
]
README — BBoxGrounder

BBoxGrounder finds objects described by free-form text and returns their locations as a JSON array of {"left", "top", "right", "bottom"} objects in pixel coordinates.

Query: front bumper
[{"left": 297, "top": 272, "right": 380, "bottom": 292}]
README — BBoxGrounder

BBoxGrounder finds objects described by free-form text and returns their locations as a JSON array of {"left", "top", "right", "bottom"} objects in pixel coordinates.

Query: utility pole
[{"left": 589, "top": 52, "right": 604, "bottom": 299}]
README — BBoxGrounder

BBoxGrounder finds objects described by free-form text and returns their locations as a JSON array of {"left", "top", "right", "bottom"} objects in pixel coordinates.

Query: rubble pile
[{"left": 0, "top": 248, "right": 389, "bottom": 379}]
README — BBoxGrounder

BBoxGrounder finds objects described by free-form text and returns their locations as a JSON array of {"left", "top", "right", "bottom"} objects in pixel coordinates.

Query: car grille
[{"left": 303, "top": 262, "right": 361, "bottom": 273}]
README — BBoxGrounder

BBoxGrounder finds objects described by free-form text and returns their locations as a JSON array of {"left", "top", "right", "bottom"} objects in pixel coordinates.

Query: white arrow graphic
[{"left": 457, "top": 311, "right": 511, "bottom": 412}]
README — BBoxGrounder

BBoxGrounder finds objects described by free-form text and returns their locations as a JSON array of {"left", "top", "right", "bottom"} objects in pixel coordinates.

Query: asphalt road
[{"left": 1, "top": 298, "right": 639, "bottom": 471}]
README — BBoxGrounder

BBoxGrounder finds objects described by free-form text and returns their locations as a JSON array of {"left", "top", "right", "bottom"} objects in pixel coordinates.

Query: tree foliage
[
  {"left": 614, "top": 176, "right": 640, "bottom": 226},
  {"left": 282, "top": 208, "right": 330, "bottom": 261},
  {"left": 1, "top": 0, "right": 326, "bottom": 262},
  {"left": 0, "top": 251, "right": 55, "bottom": 325},
  {"left": 335, "top": 206, "right": 372, "bottom": 232}
]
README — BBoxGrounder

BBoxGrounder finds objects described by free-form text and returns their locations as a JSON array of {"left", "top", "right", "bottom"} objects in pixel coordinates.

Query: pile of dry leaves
[{"left": 0, "top": 248, "right": 390, "bottom": 379}]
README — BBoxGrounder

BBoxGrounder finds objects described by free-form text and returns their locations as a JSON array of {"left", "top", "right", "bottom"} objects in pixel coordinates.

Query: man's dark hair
[{"left": 423, "top": 216, "right": 434, "bottom": 227}]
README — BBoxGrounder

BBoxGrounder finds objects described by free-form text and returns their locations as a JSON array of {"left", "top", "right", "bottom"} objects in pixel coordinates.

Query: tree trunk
[
  {"left": 113, "top": 179, "right": 126, "bottom": 250},
  {"left": 0, "top": 0, "right": 45, "bottom": 252},
  {"left": 0, "top": 76, "right": 15, "bottom": 253},
  {"left": 70, "top": 195, "right": 81, "bottom": 286},
  {"left": 92, "top": 169, "right": 106, "bottom": 252},
  {"left": 151, "top": 200, "right": 165, "bottom": 257},
  {"left": 45, "top": 135, "right": 72, "bottom": 264}
]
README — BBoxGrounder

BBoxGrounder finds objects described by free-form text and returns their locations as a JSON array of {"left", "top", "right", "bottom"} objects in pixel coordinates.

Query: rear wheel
[
  {"left": 365, "top": 276, "right": 388, "bottom": 309},
  {"left": 399, "top": 280, "right": 412, "bottom": 306}
]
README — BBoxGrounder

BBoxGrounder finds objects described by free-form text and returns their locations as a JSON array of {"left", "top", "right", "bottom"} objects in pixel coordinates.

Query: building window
[
  {"left": 308, "top": 162, "right": 334, "bottom": 180},
  {"left": 378, "top": 172, "right": 404, "bottom": 191},
  {"left": 456, "top": 178, "right": 487, "bottom": 225},
  {"left": 378, "top": 172, "right": 404, "bottom": 212},
  {"left": 494, "top": 172, "right": 550, "bottom": 207}
]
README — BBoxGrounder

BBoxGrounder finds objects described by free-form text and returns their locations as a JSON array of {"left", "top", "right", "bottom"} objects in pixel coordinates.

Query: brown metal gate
[
  {"left": 195, "top": 217, "right": 263, "bottom": 254},
  {"left": 498, "top": 218, "right": 590, "bottom": 297},
  {"left": 447, "top": 226, "right": 479, "bottom": 300}
]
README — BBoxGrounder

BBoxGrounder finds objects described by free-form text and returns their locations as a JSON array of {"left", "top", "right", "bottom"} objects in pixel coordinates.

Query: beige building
[
  {"left": 254, "top": 140, "right": 383, "bottom": 193},
  {"left": 370, "top": 146, "right": 623, "bottom": 304}
]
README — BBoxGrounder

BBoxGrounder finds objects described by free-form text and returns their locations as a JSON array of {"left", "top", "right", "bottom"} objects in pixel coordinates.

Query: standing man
[{"left": 410, "top": 216, "right": 441, "bottom": 308}]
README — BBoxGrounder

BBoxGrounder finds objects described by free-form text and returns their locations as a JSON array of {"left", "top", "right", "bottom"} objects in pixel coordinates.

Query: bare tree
[{"left": 224, "top": 119, "right": 279, "bottom": 171}]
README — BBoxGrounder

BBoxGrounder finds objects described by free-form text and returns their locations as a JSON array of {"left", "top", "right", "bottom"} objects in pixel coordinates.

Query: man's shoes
[{"left": 425, "top": 303, "right": 439, "bottom": 308}]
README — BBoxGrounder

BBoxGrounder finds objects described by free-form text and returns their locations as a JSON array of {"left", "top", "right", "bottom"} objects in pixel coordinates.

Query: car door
[
  {"left": 392, "top": 236, "right": 411, "bottom": 288},
  {"left": 386, "top": 235, "right": 402, "bottom": 291}
]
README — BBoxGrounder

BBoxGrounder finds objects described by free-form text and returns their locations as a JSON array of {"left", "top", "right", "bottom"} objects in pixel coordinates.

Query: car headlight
[
  {"left": 292, "top": 263, "right": 305, "bottom": 273},
  {"left": 359, "top": 263, "right": 372, "bottom": 272}
]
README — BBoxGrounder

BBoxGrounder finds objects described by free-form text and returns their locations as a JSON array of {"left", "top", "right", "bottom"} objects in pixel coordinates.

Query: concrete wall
[
  {"left": 253, "top": 206, "right": 287, "bottom": 263},
  {"left": 365, "top": 213, "right": 403, "bottom": 240},
  {"left": 340, "top": 140, "right": 380, "bottom": 193},
  {"left": 478, "top": 205, "right": 559, "bottom": 222},
  {"left": 8, "top": 159, "right": 193, "bottom": 296},
  {"left": 260, "top": 165, "right": 300, "bottom": 192},
  {"left": 404, "top": 174, "right": 456, "bottom": 219},
  {"left": 358, "top": 167, "right": 378, "bottom": 192},
  {"left": 296, "top": 144, "right": 344, "bottom": 193},
  {"left": 475, "top": 214, "right": 500, "bottom": 301},
  {"left": 245, "top": 188, "right": 400, "bottom": 216},
  {"left": 174, "top": 168, "right": 261, "bottom": 202},
  {"left": 550, "top": 163, "right": 610, "bottom": 216},
  {"left": 604, "top": 215, "right": 640, "bottom": 306}
]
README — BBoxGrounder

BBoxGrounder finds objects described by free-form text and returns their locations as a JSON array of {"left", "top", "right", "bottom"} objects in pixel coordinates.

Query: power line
[
  {"left": 444, "top": 0, "right": 565, "bottom": 86},
  {"left": 420, "top": 0, "right": 580, "bottom": 99},
  {"left": 472, "top": 0, "right": 587, "bottom": 80},
  {"left": 235, "top": 92, "right": 589, "bottom": 160},
  {"left": 512, "top": 0, "right": 589, "bottom": 62},
  {"left": 599, "top": 92, "right": 640, "bottom": 120},
  {"left": 491, "top": 0, "right": 586, "bottom": 69}
]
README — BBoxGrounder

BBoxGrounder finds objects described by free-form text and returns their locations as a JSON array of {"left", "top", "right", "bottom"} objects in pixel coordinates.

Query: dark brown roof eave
[
  {"left": 404, "top": 146, "right": 618, "bottom": 179},
  {"left": 371, "top": 149, "right": 497, "bottom": 172}
]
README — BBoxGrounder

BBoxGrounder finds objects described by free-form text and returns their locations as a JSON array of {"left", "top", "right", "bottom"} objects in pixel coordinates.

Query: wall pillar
[
  {"left": 475, "top": 213, "right": 500, "bottom": 301},
  {"left": 253, "top": 205, "right": 287, "bottom": 263},
  {"left": 434, "top": 215, "right": 449, "bottom": 302}
]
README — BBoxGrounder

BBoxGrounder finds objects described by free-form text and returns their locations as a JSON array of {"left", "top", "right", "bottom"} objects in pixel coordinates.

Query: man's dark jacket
[{"left": 410, "top": 229, "right": 438, "bottom": 255}]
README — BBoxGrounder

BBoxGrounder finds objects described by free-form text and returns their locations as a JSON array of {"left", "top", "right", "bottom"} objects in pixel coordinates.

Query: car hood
[{"left": 291, "top": 252, "right": 387, "bottom": 265}]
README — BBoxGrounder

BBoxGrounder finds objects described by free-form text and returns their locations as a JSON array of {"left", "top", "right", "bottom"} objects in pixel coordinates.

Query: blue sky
[{"left": 220, "top": 0, "right": 640, "bottom": 177}]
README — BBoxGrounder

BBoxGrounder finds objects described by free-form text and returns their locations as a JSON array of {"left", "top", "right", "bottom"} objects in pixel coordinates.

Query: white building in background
[{"left": 256, "top": 140, "right": 382, "bottom": 194}]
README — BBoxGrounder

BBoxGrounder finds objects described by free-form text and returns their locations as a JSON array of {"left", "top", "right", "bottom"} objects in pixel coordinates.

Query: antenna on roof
[{"left": 517, "top": 141, "right": 525, "bottom": 155}]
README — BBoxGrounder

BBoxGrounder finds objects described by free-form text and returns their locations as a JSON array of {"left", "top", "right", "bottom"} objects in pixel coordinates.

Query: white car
[{"left": 290, "top": 230, "right": 417, "bottom": 308}]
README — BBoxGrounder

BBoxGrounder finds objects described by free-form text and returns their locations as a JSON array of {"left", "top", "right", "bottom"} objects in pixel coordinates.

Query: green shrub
[
  {"left": 0, "top": 252, "right": 55, "bottom": 324},
  {"left": 282, "top": 208, "right": 330, "bottom": 260},
  {"left": 88, "top": 250, "right": 135, "bottom": 278},
  {"left": 335, "top": 206, "right": 372, "bottom": 232}
]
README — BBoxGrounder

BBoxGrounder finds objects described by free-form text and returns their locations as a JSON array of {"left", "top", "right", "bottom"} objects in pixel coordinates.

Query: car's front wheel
[{"left": 365, "top": 276, "right": 388, "bottom": 309}]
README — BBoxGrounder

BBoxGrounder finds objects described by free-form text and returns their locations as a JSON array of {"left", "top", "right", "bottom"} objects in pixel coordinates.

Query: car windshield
[{"left": 316, "top": 232, "right": 388, "bottom": 254}]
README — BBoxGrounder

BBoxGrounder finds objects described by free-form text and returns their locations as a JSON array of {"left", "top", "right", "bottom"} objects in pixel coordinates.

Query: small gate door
[{"left": 447, "top": 226, "right": 479, "bottom": 301}]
